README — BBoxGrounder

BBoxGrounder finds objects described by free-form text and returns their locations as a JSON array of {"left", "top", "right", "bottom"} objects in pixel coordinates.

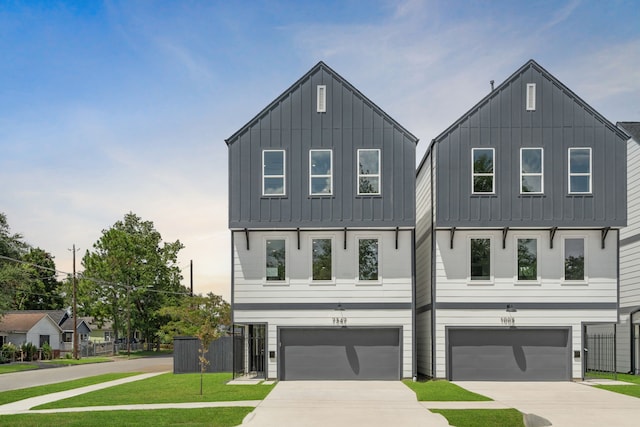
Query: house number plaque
[
  {"left": 332, "top": 317, "right": 347, "bottom": 325},
  {"left": 500, "top": 316, "right": 515, "bottom": 326}
]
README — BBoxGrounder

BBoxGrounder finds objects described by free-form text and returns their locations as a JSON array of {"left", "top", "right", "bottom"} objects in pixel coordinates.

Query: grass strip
[
  {"left": 431, "top": 408, "right": 525, "bottom": 427},
  {"left": 0, "top": 373, "right": 140, "bottom": 405},
  {"left": 35, "top": 373, "right": 274, "bottom": 409},
  {"left": 41, "top": 357, "right": 112, "bottom": 366},
  {"left": 595, "top": 384, "right": 640, "bottom": 399},
  {"left": 0, "top": 364, "right": 38, "bottom": 374},
  {"left": 403, "top": 379, "right": 492, "bottom": 401},
  {"left": 0, "top": 407, "right": 253, "bottom": 427}
]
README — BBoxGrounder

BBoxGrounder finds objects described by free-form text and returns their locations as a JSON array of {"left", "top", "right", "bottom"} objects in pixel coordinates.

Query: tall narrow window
[
  {"left": 266, "top": 239, "right": 286, "bottom": 281},
  {"left": 317, "top": 85, "right": 326, "bottom": 113},
  {"left": 470, "top": 238, "right": 491, "bottom": 281},
  {"left": 357, "top": 149, "right": 381, "bottom": 195},
  {"left": 564, "top": 238, "right": 585, "bottom": 281},
  {"left": 517, "top": 238, "right": 537, "bottom": 281},
  {"left": 526, "top": 83, "right": 536, "bottom": 111},
  {"left": 472, "top": 148, "right": 495, "bottom": 193},
  {"left": 569, "top": 148, "right": 592, "bottom": 194},
  {"left": 263, "top": 150, "right": 285, "bottom": 196},
  {"left": 521, "top": 148, "right": 543, "bottom": 193},
  {"left": 312, "top": 238, "right": 332, "bottom": 281},
  {"left": 358, "top": 238, "right": 379, "bottom": 281},
  {"left": 309, "top": 149, "right": 332, "bottom": 195}
]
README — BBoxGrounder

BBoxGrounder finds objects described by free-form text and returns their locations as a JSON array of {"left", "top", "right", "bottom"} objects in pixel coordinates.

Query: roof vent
[
  {"left": 526, "top": 83, "right": 536, "bottom": 111},
  {"left": 490, "top": 80, "right": 494, "bottom": 91}
]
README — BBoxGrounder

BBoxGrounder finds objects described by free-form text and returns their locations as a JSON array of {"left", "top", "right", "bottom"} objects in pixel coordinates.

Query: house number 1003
[{"left": 333, "top": 317, "right": 347, "bottom": 325}]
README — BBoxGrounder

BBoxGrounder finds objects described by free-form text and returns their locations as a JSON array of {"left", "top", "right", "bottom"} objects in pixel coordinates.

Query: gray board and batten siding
[
  {"left": 421, "top": 59, "right": 627, "bottom": 228},
  {"left": 226, "top": 61, "right": 418, "bottom": 230}
]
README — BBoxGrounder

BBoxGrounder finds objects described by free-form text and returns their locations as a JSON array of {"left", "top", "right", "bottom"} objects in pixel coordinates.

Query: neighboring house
[
  {"left": 0, "top": 312, "right": 62, "bottom": 350},
  {"left": 84, "top": 317, "right": 115, "bottom": 343},
  {"left": 227, "top": 62, "right": 418, "bottom": 380},
  {"left": 416, "top": 59, "right": 627, "bottom": 381},
  {"left": 59, "top": 316, "right": 91, "bottom": 352}
]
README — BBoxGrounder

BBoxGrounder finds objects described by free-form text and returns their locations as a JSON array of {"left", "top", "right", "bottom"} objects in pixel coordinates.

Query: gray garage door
[
  {"left": 448, "top": 328, "right": 571, "bottom": 381},
  {"left": 279, "top": 328, "right": 401, "bottom": 380}
]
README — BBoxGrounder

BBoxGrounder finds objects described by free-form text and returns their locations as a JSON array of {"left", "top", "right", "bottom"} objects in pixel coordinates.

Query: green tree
[
  {"left": 160, "top": 293, "right": 230, "bottom": 394},
  {"left": 0, "top": 213, "right": 30, "bottom": 312},
  {"left": 14, "top": 248, "right": 64, "bottom": 310},
  {"left": 79, "top": 212, "right": 186, "bottom": 348}
]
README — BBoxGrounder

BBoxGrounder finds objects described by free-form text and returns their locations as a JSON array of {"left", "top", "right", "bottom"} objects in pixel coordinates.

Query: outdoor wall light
[{"left": 506, "top": 304, "right": 517, "bottom": 313}]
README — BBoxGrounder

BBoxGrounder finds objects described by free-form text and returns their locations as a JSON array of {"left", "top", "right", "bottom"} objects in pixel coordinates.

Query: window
[
  {"left": 517, "top": 238, "right": 538, "bottom": 281},
  {"left": 358, "top": 238, "right": 379, "bottom": 281},
  {"left": 0, "top": 335, "right": 5, "bottom": 346},
  {"left": 569, "top": 148, "right": 592, "bottom": 194},
  {"left": 564, "top": 238, "right": 585, "bottom": 281},
  {"left": 104, "top": 331, "right": 112, "bottom": 342},
  {"left": 39, "top": 335, "right": 50, "bottom": 348},
  {"left": 262, "top": 150, "right": 285, "bottom": 196},
  {"left": 266, "top": 239, "right": 286, "bottom": 281},
  {"left": 526, "top": 83, "right": 536, "bottom": 111},
  {"left": 317, "top": 85, "right": 326, "bottom": 113},
  {"left": 309, "top": 149, "right": 332, "bottom": 195},
  {"left": 357, "top": 149, "right": 381, "bottom": 195},
  {"left": 312, "top": 238, "right": 332, "bottom": 281},
  {"left": 472, "top": 148, "right": 495, "bottom": 193},
  {"left": 470, "top": 238, "right": 491, "bottom": 281},
  {"left": 521, "top": 148, "right": 543, "bottom": 193},
  {"left": 63, "top": 332, "right": 72, "bottom": 343}
]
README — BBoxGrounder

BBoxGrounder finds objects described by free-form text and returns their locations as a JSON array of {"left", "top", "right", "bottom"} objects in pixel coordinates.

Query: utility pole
[
  {"left": 70, "top": 244, "right": 79, "bottom": 360},
  {"left": 126, "top": 283, "right": 131, "bottom": 358},
  {"left": 190, "top": 259, "right": 193, "bottom": 297}
]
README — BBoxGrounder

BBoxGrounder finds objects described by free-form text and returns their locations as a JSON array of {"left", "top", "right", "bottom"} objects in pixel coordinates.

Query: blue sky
[{"left": 1, "top": 0, "right": 638, "bottom": 300}]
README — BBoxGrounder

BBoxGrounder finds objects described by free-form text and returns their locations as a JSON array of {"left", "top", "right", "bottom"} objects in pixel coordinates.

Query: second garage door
[
  {"left": 448, "top": 328, "right": 571, "bottom": 381},
  {"left": 279, "top": 328, "right": 401, "bottom": 380}
]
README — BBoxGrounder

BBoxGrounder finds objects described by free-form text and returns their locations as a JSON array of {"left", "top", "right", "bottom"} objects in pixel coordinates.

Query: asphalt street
[{"left": 0, "top": 355, "right": 172, "bottom": 392}]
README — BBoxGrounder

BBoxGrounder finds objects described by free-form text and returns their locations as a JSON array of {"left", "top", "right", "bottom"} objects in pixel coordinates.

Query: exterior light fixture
[{"left": 506, "top": 304, "right": 517, "bottom": 313}]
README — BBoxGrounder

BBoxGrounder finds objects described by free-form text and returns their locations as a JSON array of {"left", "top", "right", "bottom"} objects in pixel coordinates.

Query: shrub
[
  {"left": 1, "top": 343, "right": 19, "bottom": 361},
  {"left": 21, "top": 342, "right": 38, "bottom": 361},
  {"left": 41, "top": 342, "right": 52, "bottom": 360}
]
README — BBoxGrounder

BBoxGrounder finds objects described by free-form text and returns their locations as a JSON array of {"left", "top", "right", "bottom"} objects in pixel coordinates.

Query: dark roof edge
[
  {"left": 617, "top": 122, "right": 640, "bottom": 141},
  {"left": 417, "top": 59, "right": 628, "bottom": 168},
  {"left": 225, "top": 61, "right": 419, "bottom": 146}
]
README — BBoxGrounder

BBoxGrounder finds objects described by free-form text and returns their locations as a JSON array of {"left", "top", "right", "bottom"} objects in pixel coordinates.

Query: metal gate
[
  {"left": 232, "top": 323, "right": 266, "bottom": 379},
  {"left": 584, "top": 330, "right": 617, "bottom": 380},
  {"left": 232, "top": 325, "right": 245, "bottom": 379}
]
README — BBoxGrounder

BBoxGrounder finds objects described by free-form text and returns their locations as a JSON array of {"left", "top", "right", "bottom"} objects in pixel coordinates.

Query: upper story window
[
  {"left": 470, "top": 237, "right": 492, "bottom": 282},
  {"left": 358, "top": 238, "right": 379, "bottom": 281},
  {"left": 526, "top": 83, "right": 536, "bottom": 111},
  {"left": 309, "top": 149, "right": 333, "bottom": 195},
  {"left": 311, "top": 238, "right": 333, "bottom": 282},
  {"left": 520, "top": 148, "right": 543, "bottom": 194},
  {"left": 563, "top": 237, "right": 586, "bottom": 282},
  {"left": 568, "top": 148, "right": 592, "bottom": 194},
  {"left": 472, "top": 148, "right": 495, "bottom": 194},
  {"left": 317, "top": 85, "right": 326, "bottom": 113},
  {"left": 517, "top": 238, "right": 538, "bottom": 281},
  {"left": 263, "top": 150, "right": 285, "bottom": 196},
  {"left": 266, "top": 238, "right": 286, "bottom": 282},
  {"left": 357, "top": 149, "right": 381, "bottom": 195}
]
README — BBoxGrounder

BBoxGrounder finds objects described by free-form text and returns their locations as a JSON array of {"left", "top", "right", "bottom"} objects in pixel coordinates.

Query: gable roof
[
  {"left": 59, "top": 317, "right": 91, "bottom": 333},
  {"left": 225, "top": 61, "right": 418, "bottom": 145},
  {"left": 618, "top": 122, "right": 640, "bottom": 142},
  {"left": 0, "top": 313, "right": 61, "bottom": 333},
  {"left": 418, "top": 59, "right": 628, "bottom": 173},
  {"left": 4, "top": 310, "right": 68, "bottom": 326}
]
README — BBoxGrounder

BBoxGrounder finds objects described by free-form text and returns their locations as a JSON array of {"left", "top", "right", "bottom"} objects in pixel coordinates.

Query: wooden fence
[{"left": 173, "top": 336, "right": 233, "bottom": 374}]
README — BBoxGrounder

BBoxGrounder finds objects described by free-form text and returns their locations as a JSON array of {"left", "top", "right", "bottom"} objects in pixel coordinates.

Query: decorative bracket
[
  {"left": 502, "top": 227, "right": 509, "bottom": 249},
  {"left": 450, "top": 227, "right": 456, "bottom": 250},
  {"left": 395, "top": 227, "right": 399, "bottom": 250},
  {"left": 601, "top": 227, "right": 610, "bottom": 249},
  {"left": 550, "top": 227, "right": 557, "bottom": 249},
  {"left": 344, "top": 227, "right": 348, "bottom": 250},
  {"left": 244, "top": 228, "right": 250, "bottom": 251},
  {"left": 297, "top": 228, "right": 301, "bottom": 250}
]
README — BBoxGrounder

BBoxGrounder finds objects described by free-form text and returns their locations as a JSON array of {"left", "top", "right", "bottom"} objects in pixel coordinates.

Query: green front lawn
[
  {"left": 403, "top": 379, "right": 492, "bottom": 401},
  {"left": 0, "top": 364, "right": 39, "bottom": 374},
  {"left": 592, "top": 373, "right": 640, "bottom": 399},
  {"left": 35, "top": 373, "right": 274, "bottom": 409},
  {"left": 0, "top": 407, "right": 252, "bottom": 427},
  {"left": 432, "top": 409, "right": 525, "bottom": 427},
  {"left": 0, "top": 373, "right": 140, "bottom": 405}
]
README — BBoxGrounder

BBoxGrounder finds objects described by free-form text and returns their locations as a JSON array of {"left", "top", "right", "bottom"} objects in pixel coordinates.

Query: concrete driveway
[
  {"left": 455, "top": 380, "right": 640, "bottom": 427},
  {"left": 242, "top": 381, "right": 451, "bottom": 427}
]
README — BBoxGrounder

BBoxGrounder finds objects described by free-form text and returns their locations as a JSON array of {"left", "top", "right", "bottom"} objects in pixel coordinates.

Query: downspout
[
  {"left": 430, "top": 142, "right": 437, "bottom": 378},
  {"left": 631, "top": 308, "right": 640, "bottom": 375},
  {"left": 412, "top": 228, "right": 417, "bottom": 380}
]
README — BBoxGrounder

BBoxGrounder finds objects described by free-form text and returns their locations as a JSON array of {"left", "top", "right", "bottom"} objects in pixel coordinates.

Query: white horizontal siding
[
  {"left": 416, "top": 311, "right": 432, "bottom": 377},
  {"left": 234, "top": 309, "right": 413, "bottom": 379},
  {"left": 434, "top": 229, "right": 617, "bottom": 304},
  {"left": 620, "top": 241, "right": 640, "bottom": 308},
  {"left": 622, "top": 139, "right": 640, "bottom": 239},
  {"left": 433, "top": 308, "right": 617, "bottom": 379}
]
